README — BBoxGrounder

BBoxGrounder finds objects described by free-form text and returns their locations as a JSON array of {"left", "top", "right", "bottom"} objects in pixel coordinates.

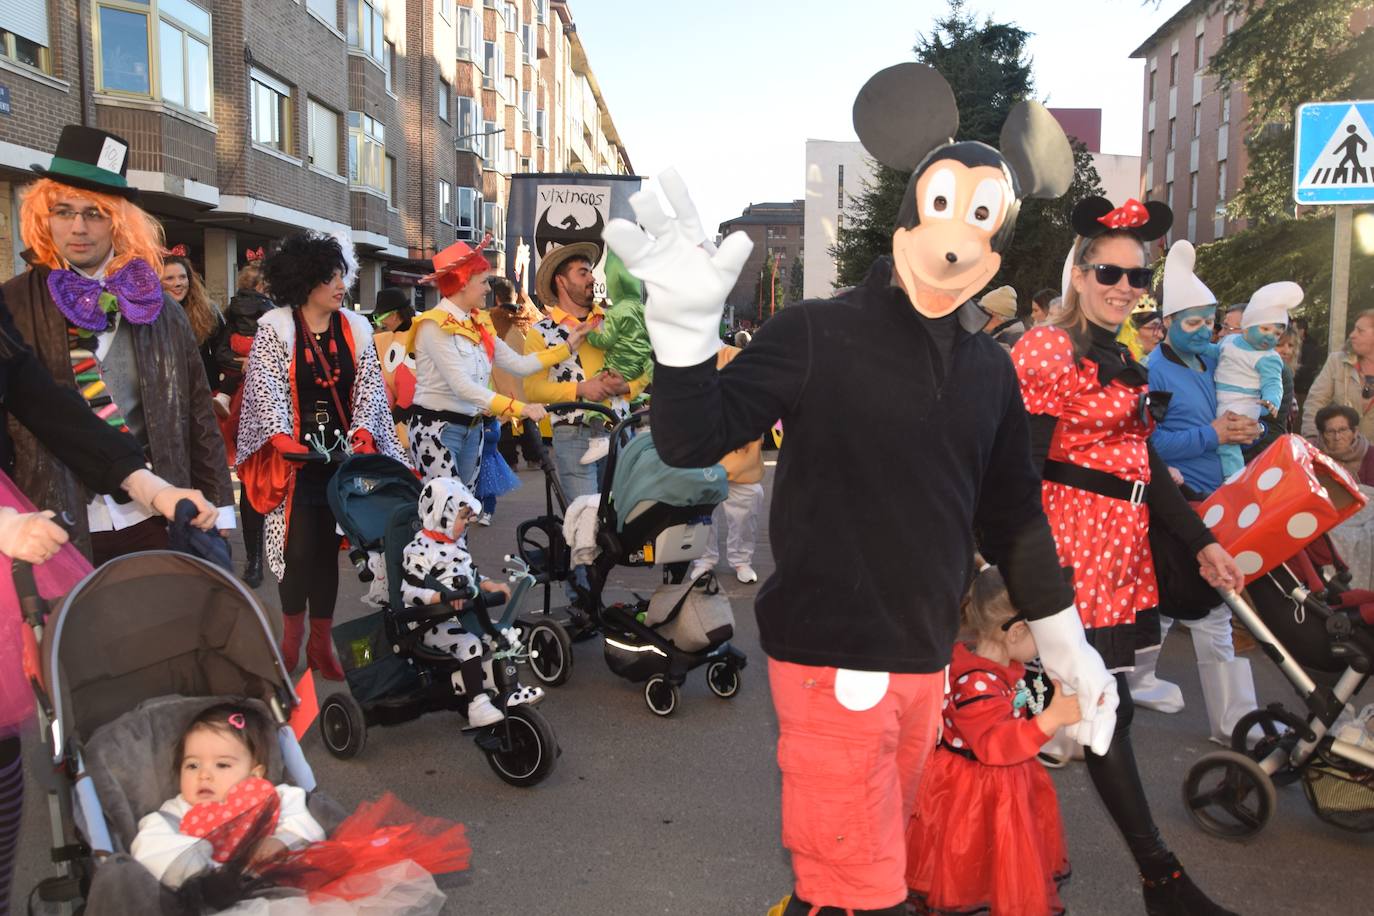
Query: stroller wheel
[
  {"left": 706, "top": 660, "right": 741, "bottom": 699},
  {"left": 644, "top": 675, "right": 679, "bottom": 717},
  {"left": 1183, "top": 750, "right": 1277, "bottom": 839},
  {"left": 482, "top": 706, "right": 559, "bottom": 787},
  {"left": 521, "top": 617, "right": 574, "bottom": 687},
  {"left": 1231, "top": 707, "right": 1306, "bottom": 787},
  {"left": 319, "top": 693, "right": 368, "bottom": 760}
]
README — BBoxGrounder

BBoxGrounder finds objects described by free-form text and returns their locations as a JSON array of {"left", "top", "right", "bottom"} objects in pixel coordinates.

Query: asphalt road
[{"left": 12, "top": 460, "right": 1373, "bottom": 915}]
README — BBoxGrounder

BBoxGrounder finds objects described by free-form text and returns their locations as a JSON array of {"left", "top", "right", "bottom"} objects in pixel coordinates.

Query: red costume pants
[{"left": 769, "top": 659, "right": 944, "bottom": 911}]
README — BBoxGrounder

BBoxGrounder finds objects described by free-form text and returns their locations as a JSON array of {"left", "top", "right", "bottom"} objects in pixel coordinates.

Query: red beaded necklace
[{"left": 297, "top": 310, "right": 342, "bottom": 389}]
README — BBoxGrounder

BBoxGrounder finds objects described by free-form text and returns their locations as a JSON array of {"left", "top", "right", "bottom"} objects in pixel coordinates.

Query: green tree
[
  {"left": 830, "top": 0, "right": 1101, "bottom": 295},
  {"left": 1208, "top": 0, "right": 1374, "bottom": 222},
  {"left": 752, "top": 252, "right": 785, "bottom": 322},
  {"left": 788, "top": 256, "right": 805, "bottom": 303}
]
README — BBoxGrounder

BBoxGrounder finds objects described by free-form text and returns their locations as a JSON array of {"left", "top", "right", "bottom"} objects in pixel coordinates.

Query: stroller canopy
[
  {"left": 328, "top": 453, "right": 423, "bottom": 547},
  {"left": 46, "top": 551, "right": 293, "bottom": 752},
  {"left": 610, "top": 433, "right": 728, "bottom": 531}
]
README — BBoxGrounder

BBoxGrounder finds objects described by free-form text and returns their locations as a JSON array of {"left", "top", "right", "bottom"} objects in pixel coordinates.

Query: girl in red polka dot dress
[
  {"left": 906, "top": 567, "right": 1080, "bottom": 916},
  {"left": 1009, "top": 197, "right": 1243, "bottom": 916}
]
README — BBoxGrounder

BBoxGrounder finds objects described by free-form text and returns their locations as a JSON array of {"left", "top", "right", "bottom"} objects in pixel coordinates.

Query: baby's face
[
  {"left": 179, "top": 727, "right": 264, "bottom": 804},
  {"left": 452, "top": 505, "right": 475, "bottom": 539},
  {"left": 1242, "top": 323, "right": 1285, "bottom": 350}
]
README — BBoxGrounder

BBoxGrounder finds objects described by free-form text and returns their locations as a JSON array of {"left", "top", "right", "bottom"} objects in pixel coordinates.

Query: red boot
[
  {"left": 306, "top": 618, "right": 345, "bottom": 681},
  {"left": 280, "top": 613, "right": 305, "bottom": 672}
]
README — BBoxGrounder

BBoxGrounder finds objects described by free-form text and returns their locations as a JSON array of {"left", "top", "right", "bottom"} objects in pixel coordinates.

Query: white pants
[
  {"left": 699, "top": 482, "right": 764, "bottom": 569},
  {"left": 1161, "top": 604, "right": 1237, "bottom": 663}
]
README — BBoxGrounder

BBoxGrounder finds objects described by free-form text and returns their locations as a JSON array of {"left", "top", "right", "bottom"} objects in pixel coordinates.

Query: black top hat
[{"left": 31, "top": 126, "right": 138, "bottom": 200}]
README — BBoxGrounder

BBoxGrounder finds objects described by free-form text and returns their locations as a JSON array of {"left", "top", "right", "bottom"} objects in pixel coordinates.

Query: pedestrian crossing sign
[{"left": 1294, "top": 100, "right": 1374, "bottom": 205}]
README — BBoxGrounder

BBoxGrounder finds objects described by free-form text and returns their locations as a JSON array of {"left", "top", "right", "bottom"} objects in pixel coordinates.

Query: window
[
  {"left": 438, "top": 78, "right": 451, "bottom": 122},
  {"left": 385, "top": 40, "right": 397, "bottom": 91},
  {"left": 347, "top": 0, "right": 385, "bottom": 64},
  {"left": 483, "top": 202, "right": 505, "bottom": 244},
  {"left": 1147, "top": 128, "right": 1154, "bottom": 154},
  {"left": 1192, "top": 103, "right": 1201, "bottom": 138},
  {"left": 1189, "top": 172, "right": 1198, "bottom": 208},
  {"left": 836, "top": 213, "right": 844, "bottom": 231},
  {"left": 1165, "top": 181, "right": 1174, "bottom": 208},
  {"left": 482, "top": 120, "right": 498, "bottom": 165},
  {"left": 438, "top": 180, "right": 452, "bottom": 223},
  {"left": 1148, "top": 68, "right": 1156, "bottom": 102},
  {"left": 1221, "top": 95, "right": 1231, "bottom": 124},
  {"left": 251, "top": 68, "right": 292, "bottom": 152},
  {"left": 457, "top": 7, "right": 474, "bottom": 59},
  {"left": 504, "top": 2, "right": 517, "bottom": 31},
  {"left": 505, "top": 76, "right": 517, "bottom": 102},
  {"left": 386, "top": 153, "right": 397, "bottom": 204},
  {"left": 520, "top": 156, "right": 530, "bottom": 172},
  {"left": 1167, "top": 118, "right": 1176, "bottom": 150},
  {"left": 1169, "top": 53, "right": 1178, "bottom": 87},
  {"left": 308, "top": 99, "right": 339, "bottom": 173},
  {"left": 348, "top": 111, "right": 387, "bottom": 192},
  {"left": 536, "top": 0, "right": 548, "bottom": 24},
  {"left": 520, "top": 90, "right": 532, "bottom": 121},
  {"left": 457, "top": 187, "right": 480, "bottom": 231},
  {"left": 158, "top": 0, "right": 212, "bottom": 113},
  {"left": 535, "top": 109, "right": 546, "bottom": 144},
  {"left": 456, "top": 97, "right": 478, "bottom": 150},
  {"left": 521, "top": 24, "right": 531, "bottom": 64},
  {"left": 439, "top": 0, "right": 452, "bottom": 23},
  {"left": 1217, "top": 160, "right": 1228, "bottom": 202},
  {"left": 306, "top": 0, "right": 334, "bottom": 24},
  {"left": 837, "top": 164, "right": 845, "bottom": 208},
  {"left": 1194, "top": 33, "right": 1204, "bottom": 69},
  {"left": 1224, "top": 11, "right": 1237, "bottom": 33},
  {"left": 96, "top": 3, "right": 151, "bottom": 94},
  {"left": 97, "top": 0, "right": 209, "bottom": 104},
  {"left": 483, "top": 41, "right": 497, "bottom": 88},
  {"left": 2, "top": 4, "right": 52, "bottom": 73}
]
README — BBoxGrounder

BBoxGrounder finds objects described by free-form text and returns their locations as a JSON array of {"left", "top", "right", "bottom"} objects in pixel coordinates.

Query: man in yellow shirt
[{"left": 524, "top": 243, "right": 649, "bottom": 500}]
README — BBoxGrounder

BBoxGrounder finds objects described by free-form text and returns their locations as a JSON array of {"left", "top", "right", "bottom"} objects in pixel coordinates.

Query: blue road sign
[{"left": 1294, "top": 100, "right": 1374, "bottom": 205}]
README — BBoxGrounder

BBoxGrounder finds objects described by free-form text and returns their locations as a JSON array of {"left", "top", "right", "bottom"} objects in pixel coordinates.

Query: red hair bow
[
  {"left": 1097, "top": 199, "right": 1149, "bottom": 229},
  {"left": 245, "top": 247, "right": 265, "bottom": 262},
  {"left": 165, "top": 244, "right": 189, "bottom": 257}
]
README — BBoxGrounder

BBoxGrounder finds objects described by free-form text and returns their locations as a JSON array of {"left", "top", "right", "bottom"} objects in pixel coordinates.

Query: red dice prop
[{"left": 1198, "top": 435, "right": 1367, "bottom": 584}]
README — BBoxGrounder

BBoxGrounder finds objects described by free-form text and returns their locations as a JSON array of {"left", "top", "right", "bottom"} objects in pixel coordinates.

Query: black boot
[
  {"left": 1141, "top": 858, "right": 1239, "bottom": 916},
  {"left": 780, "top": 893, "right": 908, "bottom": 916},
  {"left": 241, "top": 523, "right": 264, "bottom": 588}
]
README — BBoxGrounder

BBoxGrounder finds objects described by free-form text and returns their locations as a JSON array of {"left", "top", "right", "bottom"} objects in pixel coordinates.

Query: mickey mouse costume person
[
  {"left": 1012, "top": 197, "right": 1241, "bottom": 914},
  {"left": 608, "top": 63, "right": 1116, "bottom": 915}
]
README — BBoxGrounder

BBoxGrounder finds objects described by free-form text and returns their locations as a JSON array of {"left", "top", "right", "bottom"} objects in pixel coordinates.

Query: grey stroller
[{"left": 19, "top": 550, "right": 344, "bottom": 914}]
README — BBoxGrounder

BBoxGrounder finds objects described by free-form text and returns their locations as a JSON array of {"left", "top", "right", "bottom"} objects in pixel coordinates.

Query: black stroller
[
  {"left": 321, "top": 453, "right": 559, "bottom": 787},
  {"left": 513, "top": 403, "right": 748, "bottom": 716}
]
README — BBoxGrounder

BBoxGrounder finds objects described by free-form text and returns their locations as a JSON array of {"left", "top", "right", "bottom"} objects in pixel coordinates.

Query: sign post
[{"left": 1294, "top": 100, "right": 1374, "bottom": 354}]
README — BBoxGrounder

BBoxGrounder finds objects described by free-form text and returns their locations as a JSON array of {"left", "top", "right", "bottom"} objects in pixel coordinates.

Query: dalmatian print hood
[{"left": 419, "top": 477, "right": 482, "bottom": 536}]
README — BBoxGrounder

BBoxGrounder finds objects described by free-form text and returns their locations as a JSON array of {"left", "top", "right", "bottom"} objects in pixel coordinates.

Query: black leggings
[
  {"left": 240, "top": 485, "right": 263, "bottom": 553},
  {"left": 0, "top": 736, "right": 21, "bottom": 916},
  {"left": 1083, "top": 672, "right": 1172, "bottom": 873},
  {"left": 278, "top": 501, "right": 339, "bottom": 619}
]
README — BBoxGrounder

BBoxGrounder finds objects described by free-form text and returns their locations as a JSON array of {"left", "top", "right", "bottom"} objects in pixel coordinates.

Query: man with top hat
[
  {"left": 370, "top": 287, "right": 414, "bottom": 333},
  {"left": 2, "top": 125, "right": 232, "bottom": 563},
  {"left": 407, "top": 237, "right": 591, "bottom": 486},
  {"left": 522, "top": 243, "right": 650, "bottom": 501}
]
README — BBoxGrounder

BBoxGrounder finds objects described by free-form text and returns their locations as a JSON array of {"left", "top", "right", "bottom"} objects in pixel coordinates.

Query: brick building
[
  {"left": 718, "top": 200, "right": 803, "bottom": 323},
  {"left": 0, "top": 0, "right": 631, "bottom": 311}
]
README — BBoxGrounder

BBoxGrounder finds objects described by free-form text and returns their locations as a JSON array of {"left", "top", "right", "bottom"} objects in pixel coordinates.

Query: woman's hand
[
  {"left": 0, "top": 509, "right": 68, "bottom": 564},
  {"left": 1037, "top": 679, "right": 1082, "bottom": 736},
  {"left": 121, "top": 468, "right": 218, "bottom": 530},
  {"left": 521, "top": 402, "right": 548, "bottom": 422},
  {"left": 1196, "top": 542, "right": 1244, "bottom": 591},
  {"left": 1168, "top": 466, "right": 1185, "bottom": 486},
  {"left": 1212, "top": 411, "right": 1261, "bottom": 445}
]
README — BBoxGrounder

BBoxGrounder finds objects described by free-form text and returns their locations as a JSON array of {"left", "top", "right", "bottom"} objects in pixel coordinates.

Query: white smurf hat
[
  {"left": 1242, "top": 281, "right": 1303, "bottom": 329},
  {"left": 1161, "top": 240, "right": 1217, "bottom": 318}
]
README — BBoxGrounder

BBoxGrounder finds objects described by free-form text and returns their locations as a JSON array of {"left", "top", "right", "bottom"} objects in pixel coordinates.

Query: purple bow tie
[{"left": 47, "top": 258, "right": 164, "bottom": 332}]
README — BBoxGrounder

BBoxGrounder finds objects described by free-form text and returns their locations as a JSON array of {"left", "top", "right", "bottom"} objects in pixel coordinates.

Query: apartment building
[
  {"left": 718, "top": 199, "right": 803, "bottom": 322},
  {"left": 0, "top": 0, "right": 631, "bottom": 310},
  {"left": 802, "top": 139, "right": 874, "bottom": 300}
]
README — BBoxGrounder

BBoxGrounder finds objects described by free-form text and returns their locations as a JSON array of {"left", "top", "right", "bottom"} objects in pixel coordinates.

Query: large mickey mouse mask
[{"left": 853, "top": 63, "right": 1075, "bottom": 317}]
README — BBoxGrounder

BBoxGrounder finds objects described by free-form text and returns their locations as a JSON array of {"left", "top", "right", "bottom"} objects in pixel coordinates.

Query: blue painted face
[
  {"left": 1242, "top": 324, "right": 1283, "bottom": 350},
  {"left": 1167, "top": 306, "right": 1216, "bottom": 356}
]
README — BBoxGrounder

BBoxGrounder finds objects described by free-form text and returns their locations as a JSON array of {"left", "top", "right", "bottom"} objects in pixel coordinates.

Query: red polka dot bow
[
  {"left": 1097, "top": 199, "right": 1149, "bottom": 229},
  {"left": 181, "top": 776, "right": 280, "bottom": 862}
]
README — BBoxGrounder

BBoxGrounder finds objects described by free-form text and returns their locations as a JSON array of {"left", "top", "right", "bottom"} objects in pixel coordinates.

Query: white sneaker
[
  {"left": 689, "top": 560, "right": 713, "bottom": 582},
  {"left": 579, "top": 436, "right": 610, "bottom": 465},
  {"left": 1335, "top": 704, "right": 1374, "bottom": 752},
  {"left": 476, "top": 512, "right": 492, "bottom": 527},
  {"left": 466, "top": 693, "right": 505, "bottom": 727},
  {"left": 735, "top": 564, "right": 759, "bottom": 584}
]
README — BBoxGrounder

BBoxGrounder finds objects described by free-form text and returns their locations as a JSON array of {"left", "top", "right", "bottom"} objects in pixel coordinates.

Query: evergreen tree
[{"left": 788, "top": 256, "right": 805, "bottom": 303}]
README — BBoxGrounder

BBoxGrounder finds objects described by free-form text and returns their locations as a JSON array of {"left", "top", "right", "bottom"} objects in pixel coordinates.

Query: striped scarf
[{"left": 67, "top": 324, "right": 130, "bottom": 433}]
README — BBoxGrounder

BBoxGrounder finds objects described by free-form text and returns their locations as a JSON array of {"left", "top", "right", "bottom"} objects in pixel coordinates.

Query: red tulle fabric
[
  {"left": 281, "top": 793, "right": 470, "bottom": 902},
  {"left": 0, "top": 471, "right": 91, "bottom": 733}
]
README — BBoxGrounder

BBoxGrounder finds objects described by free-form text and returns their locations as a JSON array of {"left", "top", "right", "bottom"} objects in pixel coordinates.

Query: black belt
[
  {"left": 1043, "top": 459, "right": 1148, "bottom": 506},
  {"left": 411, "top": 405, "right": 482, "bottom": 427},
  {"left": 939, "top": 740, "right": 978, "bottom": 761}
]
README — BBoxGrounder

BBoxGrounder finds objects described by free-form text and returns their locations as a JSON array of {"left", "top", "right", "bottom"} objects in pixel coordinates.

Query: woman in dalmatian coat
[
  {"left": 237, "top": 233, "right": 409, "bottom": 682},
  {"left": 401, "top": 477, "right": 542, "bottom": 727}
]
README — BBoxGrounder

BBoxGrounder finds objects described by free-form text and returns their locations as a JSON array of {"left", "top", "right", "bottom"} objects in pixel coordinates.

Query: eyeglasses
[
  {"left": 50, "top": 207, "right": 110, "bottom": 225},
  {"left": 1083, "top": 263, "right": 1153, "bottom": 289},
  {"left": 1323, "top": 426, "right": 1355, "bottom": 438}
]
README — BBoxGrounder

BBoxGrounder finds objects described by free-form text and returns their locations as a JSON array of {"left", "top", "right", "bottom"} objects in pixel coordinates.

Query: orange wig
[{"left": 19, "top": 178, "right": 165, "bottom": 275}]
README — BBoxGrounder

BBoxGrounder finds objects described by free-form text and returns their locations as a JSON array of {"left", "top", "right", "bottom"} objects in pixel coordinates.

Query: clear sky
[{"left": 570, "top": 0, "right": 1181, "bottom": 230}]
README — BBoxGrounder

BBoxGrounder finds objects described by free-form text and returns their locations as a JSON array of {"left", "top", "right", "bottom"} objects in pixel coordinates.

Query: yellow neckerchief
[{"left": 547, "top": 302, "right": 603, "bottom": 330}]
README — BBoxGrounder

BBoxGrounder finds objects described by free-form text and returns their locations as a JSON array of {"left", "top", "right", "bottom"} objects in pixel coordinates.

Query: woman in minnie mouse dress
[{"left": 1011, "top": 197, "right": 1241, "bottom": 915}]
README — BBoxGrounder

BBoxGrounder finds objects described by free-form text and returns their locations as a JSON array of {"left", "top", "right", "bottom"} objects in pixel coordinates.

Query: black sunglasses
[{"left": 1084, "top": 263, "right": 1153, "bottom": 290}]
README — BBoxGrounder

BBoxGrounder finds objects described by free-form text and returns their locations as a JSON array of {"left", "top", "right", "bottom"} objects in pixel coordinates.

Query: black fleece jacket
[{"left": 651, "top": 258, "right": 1073, "bottom": 673}]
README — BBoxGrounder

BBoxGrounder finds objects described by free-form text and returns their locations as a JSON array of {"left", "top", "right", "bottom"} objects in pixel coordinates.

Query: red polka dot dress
[
  {"left": 1013, "top": 325, "right": 1158, "bottom": 669},
  {"left": 905, "top": 644, "right": 1069, "bottom": 916}
]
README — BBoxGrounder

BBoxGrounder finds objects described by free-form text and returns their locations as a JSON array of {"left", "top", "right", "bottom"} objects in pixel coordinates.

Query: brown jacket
[
  {"left": 1, "top": 257, "right": 233, "bottom": 555},
  {"left": 716, "top": 345, "right": 764, "bottom": 484}
]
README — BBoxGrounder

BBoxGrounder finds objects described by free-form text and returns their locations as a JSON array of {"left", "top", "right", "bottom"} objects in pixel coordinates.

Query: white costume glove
[
  {"left": 602, "top": 169, "right": 753, "bottom": 367},
  {"left": 120, "top": 469, "right": 218, "bottom": 530},
  {"left": 1028, "top": 606, "right": 1119, "bottom": 756}
]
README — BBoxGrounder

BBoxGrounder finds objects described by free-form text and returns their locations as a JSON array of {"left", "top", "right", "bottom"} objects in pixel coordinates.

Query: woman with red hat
[{"left": 408, "top": 237, "right": 591, "bottom": 486}]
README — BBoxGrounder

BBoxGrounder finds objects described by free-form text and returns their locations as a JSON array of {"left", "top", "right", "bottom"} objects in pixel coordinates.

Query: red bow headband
[
  {"left": 1097, "top": 199, "right": 1148, "bottom": 229},
  {"left": 1071, "top": 195, "right": 1172, "bottom": 243},
  {"left": 245, "top": 247, "right": 265, "bottom": 262},
  {"left": 165, "top": 244, "right": 189, "bottom": 257},
  {"left": 422, "top": 234, "right": 494, "bottom": 298}
]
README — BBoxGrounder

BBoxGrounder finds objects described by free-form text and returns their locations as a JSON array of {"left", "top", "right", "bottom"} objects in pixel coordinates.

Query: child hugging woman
[{"left": 906, "top": 567, "right": 1081, "bottom": 916}]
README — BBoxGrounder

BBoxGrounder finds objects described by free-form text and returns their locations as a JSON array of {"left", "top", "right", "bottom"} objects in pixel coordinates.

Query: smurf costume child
[{"left": 1214, "top": 281, "right": 1304, "bottom": 476}]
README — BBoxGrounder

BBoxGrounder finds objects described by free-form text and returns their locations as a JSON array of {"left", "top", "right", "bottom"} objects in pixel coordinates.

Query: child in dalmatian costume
[{"left": 400, "top": 477, "right": 541, "bottom": 727}]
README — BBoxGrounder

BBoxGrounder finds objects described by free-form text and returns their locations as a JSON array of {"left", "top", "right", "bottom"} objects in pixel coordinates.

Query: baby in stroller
[{"left": 401, "top": 477, "right": 543, "bottom": 727}]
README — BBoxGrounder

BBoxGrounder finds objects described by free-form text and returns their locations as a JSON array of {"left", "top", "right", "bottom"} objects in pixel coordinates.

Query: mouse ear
[
  {"left": 1071, "top": 196, "right": 1116, "bottom": 237},
  {"left": 852, "top": 63, "right": 959, "bottom": 171},
  {"left": 1000, "top": 101, "right": 1074, "bottom": 199},
  {"left": 1136, "top": 201, "right": 1174, "bottom": 242}
]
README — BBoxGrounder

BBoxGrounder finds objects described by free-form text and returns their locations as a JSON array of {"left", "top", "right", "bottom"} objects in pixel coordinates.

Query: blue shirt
[{"left": 1148, "top": 343, "right": 1222, "bottom": 495}]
